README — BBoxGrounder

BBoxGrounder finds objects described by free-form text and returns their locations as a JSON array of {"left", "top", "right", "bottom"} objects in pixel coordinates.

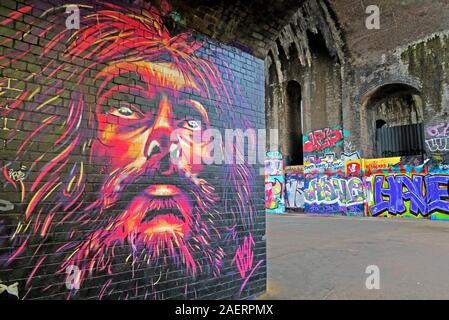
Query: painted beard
[{"left": 56, "top": 165, "right": 226, "bottom": 299}]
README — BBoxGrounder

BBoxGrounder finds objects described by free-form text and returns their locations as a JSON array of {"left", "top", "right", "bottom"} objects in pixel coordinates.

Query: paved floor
[{"left": 260, "top": 214, "right": 449, "bottom": 300}]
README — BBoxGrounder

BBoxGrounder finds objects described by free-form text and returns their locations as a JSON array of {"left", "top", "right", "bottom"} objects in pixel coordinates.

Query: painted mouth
[
  {"left": 140, "top": 214, "right": 187, "bottom": 236},
  {"left": 137, "top": 185, "right": 192, "bottom": 237},
  {"left": 141, "top": 207, "right": 186, "bottom": 226},
  {"left": 144, "top": 184, "right": 181, "bottom": 197}
]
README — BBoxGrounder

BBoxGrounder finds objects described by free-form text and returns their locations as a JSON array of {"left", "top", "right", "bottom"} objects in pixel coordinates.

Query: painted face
[{"left": 81, "top": 61, "right": 221, "bottom": 276}]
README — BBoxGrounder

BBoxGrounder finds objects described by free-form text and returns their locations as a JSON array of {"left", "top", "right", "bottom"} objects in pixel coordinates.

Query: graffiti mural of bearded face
[{"left": 0, "top": 1, "right": 261, "bottom": 299}]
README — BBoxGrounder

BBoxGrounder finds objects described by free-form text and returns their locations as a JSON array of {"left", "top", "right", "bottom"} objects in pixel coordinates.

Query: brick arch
[{"left": 360, "top": 83, "right": 425, "bottom": 158}]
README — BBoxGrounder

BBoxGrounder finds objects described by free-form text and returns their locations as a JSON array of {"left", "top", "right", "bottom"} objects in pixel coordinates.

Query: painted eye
[
  {"left": 184, "top": 120, "right": 201, "bottom": 130},
  {"left": 117, "top": 106, "right": 133, "bottom": 116},
  {"left": 110, "top": 105, "right": 141, "bottom": 120}
]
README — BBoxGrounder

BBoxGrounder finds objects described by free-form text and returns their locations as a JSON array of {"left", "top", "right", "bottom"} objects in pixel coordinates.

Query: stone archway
[
  {"left": 286, "top": 80, "right": 303, "bottom": 165},
  {"left": 361, "top": 83, "right": 424, "bottom": 158}
]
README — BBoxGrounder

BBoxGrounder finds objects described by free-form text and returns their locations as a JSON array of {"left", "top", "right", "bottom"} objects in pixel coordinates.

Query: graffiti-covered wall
[
  {"left": 0, "top": 1, "right": 266, "bottom": 300},
  {"left": 285, "top": 166, "right": 305, "bottom": 210},
  {"left": 265, "top": 152, "right": 285, "bottom": 214},
  {"left": 302, "top": 155, "right": 365, "bottom": 216},
  {"left": 365, "top": 159, "right": 449, "bottom": 220},
  {"left": 284, "top": 156, "right": 449, "bottom": 220}
]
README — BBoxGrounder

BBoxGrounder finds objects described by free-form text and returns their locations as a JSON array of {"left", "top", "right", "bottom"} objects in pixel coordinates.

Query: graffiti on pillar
[
  {"left": 266, "top": 151, "right": 283, "bottom": 160},
  {"left": 345, "top": 160, "right": 362, "bottom": 177},
  {"left": 285, "top": 166, "right": 305, "bottom": 209},
  {"left": 265, "top": 152, "right": 285, "bottom": 214},
  {"left": 265, "top": 159, "right": 283, "bottom": 176},
  {"left": 369, "top": 174, "right": 449, "bottom": 219},
  {"left": 265, "top": 176, "right": 285, "bottom": 214},
  {"left": 425, "top": 122, "right": 449, "bottom": 161},
  {"left": 303, "top": 126, "right": 348, "bottom": 153}
]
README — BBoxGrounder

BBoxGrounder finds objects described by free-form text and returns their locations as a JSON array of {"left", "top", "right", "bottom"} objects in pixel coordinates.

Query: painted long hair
[{"left": 0, "top": 0, "right": 259, "bottom": 298}]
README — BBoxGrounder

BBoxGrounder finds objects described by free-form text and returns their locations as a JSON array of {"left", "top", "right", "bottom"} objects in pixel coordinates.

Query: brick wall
[{"left": 0, "top": 0, "right": 266, "bottom": 300}]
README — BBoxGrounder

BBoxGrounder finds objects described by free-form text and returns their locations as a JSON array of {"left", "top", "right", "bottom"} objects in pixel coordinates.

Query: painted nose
[
  {"left": 146, "top": 140, "right": 161, "bottom": 159},
  {"left": 144, "top": 96, "right": 175, "bottom": 175}
]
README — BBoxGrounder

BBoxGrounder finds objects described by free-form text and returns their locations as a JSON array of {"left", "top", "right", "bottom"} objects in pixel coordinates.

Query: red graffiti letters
[{"left": 304, "top": 128, "right": 344, "bottom": 153}]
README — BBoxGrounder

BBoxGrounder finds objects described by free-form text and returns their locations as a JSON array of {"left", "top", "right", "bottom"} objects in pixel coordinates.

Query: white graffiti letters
[
  {"left": 304, "top": 177, "right": 364, "bottom": 206},
  {"left": 0, "top": 199, "right": 14, "bottom": 212},
  {"left": 426, "top": 137, "right": 449, "bottom": 152}
]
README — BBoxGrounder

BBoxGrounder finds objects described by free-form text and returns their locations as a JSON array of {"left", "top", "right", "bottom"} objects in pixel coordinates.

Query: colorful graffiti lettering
[
  {"left": 265, "top": 159, "right": 283, "bottom": 176},
  {"left": 304, "top": 177, "right": 364, "bottom": 207},
  {"left": 303, "top": 127, "right": 346, "bottom": 153},
  {"left": 265, "top": 176, "right": 285, "bottom": 214},
  {"left": 369, "top": 174, "right": 449, "bottom": 217},
  {"left": 285, "top": 166, "right": 305, "bottom": 209},
  {"left": 304, "top": 158, "right": 345, "bottom": 175},
  {"left": 0, "top": 1, "right": 261, "bottom": 300},
  {"left": 364, "top": 157, "right": 401, "bottom": 172},
  {"left": 266, "top": 151, "right": 283, "bottom": 160},
  {"left": 426, "top": 138, "right": 449, "bottom": 152}
]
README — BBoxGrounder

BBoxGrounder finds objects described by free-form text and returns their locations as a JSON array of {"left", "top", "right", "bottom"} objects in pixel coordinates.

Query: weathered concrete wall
[
  {"left": 265, "top": 0, "right": 344, "bottom": 166},
  {"left": 344, "top": 32, "right": 449, "bottom": 162}
]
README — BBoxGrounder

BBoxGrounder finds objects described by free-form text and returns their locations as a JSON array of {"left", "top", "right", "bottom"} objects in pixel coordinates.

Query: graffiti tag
[
  {"left": 232, "top": 234, "right": 264, "bottom": 294},
  {"left": 286, "top": 175, "right": 305, "bottom": 209},
  {"left": 8, "top": 167, "right": 26, "bottom": 182},
  {"left": 370, "top": 175, "right": 449, "bottom": 217},
  {"left": 265, "top": 159, "right": 283, "bottom": 176},
  {"left": 265, "top": 177, "right": 285, "bottom": 213},
  {"left": 304, "top": 177, "right": 364, "bottom": 206},
  {"left": 427, "top": 123, "right": 449, "bottom": 138},
  {"left": 426, "top": 137, "right": 449, "bottom": 152},
  {"left": 303, "top": 127, "right": 344, "bottom": 153},
  {"left": 0, "top": 199, "right": 14, "bottom": 212}
]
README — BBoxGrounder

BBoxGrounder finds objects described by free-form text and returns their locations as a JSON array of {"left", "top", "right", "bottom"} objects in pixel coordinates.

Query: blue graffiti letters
[{"left": 371, "top": 174, "right": 449, "bottom": 216}]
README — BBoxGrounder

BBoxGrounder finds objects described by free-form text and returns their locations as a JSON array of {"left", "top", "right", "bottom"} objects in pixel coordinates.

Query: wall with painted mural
[
  {"left": 265, "top": 152, "right": 285, "bottom": 214},
  {"left": 303, "top": 126, "right": 348, "bottom": 157},
  {"left": 285, "top": 154, "right": 449, "bottom": 220},
  {"left": 0, "top": 1, "right": 266, "bottom": 299},
  {"left": 302, "top": 154, "right": 365, "bottom": 216},
  {"left": 364, "top": 158, "right": 449, "bottom": 220}
]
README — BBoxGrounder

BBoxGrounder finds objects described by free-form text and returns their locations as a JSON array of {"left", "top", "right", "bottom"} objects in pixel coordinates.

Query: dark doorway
[
  {"left": 287, "top": 81, "right": 303, "bottom": 165},
  {"left": 366, "top": 84, "right": 425, "bottom": 158},
  {"left": 376, "top": 123, "right": 425, "bottom": 158}
]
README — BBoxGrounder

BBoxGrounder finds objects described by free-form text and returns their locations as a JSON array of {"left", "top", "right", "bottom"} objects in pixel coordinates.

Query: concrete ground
[{"left": 260, "top": 214, "right": 449, "bottom": 300}]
